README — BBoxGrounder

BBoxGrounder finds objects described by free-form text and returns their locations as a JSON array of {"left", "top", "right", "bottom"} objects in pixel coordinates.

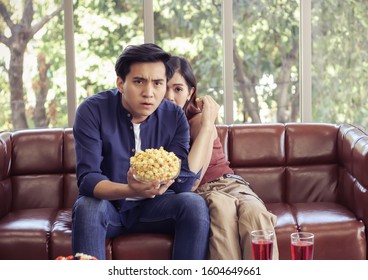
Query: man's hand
[{"left": 127, "top": 168, "right": 174, "bottom": 198}]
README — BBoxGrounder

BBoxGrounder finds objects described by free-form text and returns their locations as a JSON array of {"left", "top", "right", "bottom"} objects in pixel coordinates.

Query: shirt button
[
  {"left": 130, "top": 126, "right": 133, "bottom": 130},
  {"left": 132, "top": 148, "right": 135, "bottom": 153},
  {"left": 127, "top": 113, "right": 131, "bottom": 117}
]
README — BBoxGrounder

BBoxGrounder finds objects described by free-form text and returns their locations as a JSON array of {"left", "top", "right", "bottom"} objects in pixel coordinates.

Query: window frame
[{"left": 63, "top": 0, "right": 311, "bottom": 126}]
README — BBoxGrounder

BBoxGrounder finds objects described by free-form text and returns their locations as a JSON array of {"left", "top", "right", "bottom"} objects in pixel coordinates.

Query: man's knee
[
  {"left": 73, "top": 196, "right": 109, "bottom": 219},
  {"left": 179, "top": 192, "right": 207, "bottom": 209},
  {"left": 177, "top": 193, "right": 209, "bottom": 223}
]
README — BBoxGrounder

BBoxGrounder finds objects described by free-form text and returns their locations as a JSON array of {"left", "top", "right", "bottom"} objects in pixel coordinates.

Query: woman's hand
[{"left": 197, "top": 95, "right": 220, "bottom": 128}]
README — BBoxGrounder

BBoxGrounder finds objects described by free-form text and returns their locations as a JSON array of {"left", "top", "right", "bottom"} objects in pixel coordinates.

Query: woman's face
[{"left": 166, "top": 71, "right": 194, "bottom": 108}]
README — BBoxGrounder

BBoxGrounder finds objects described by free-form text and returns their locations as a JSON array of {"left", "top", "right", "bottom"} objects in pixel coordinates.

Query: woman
[{"left": 165, "top": 56, "right": 279, "bottom": 260}]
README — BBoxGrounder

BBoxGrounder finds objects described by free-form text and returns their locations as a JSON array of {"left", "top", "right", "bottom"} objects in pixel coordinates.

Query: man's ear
[{"left": 116, "top": 76, "right": 124, "bottom": 92}]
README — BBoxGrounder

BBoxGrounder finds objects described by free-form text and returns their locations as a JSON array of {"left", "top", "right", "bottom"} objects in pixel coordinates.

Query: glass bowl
[{"left": 132, "top": 158, "right": 181, "bottom": 184}]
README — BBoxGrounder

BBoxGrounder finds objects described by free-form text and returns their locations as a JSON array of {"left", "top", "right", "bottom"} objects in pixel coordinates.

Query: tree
[
  {"left": 1, "top": 0, "right": 366, "bottom": 130},
  {"left": 32, "top": 53, "right": 50, "bottom": 127},
  {"left": 155, "top": 0, "right": 300, "bottom": 123},
  {"left": 312, "top": 0, "right": 368, "bottom": 128},
  {"left": 0, "top": 0, "right": 63, "bottom": 129}
]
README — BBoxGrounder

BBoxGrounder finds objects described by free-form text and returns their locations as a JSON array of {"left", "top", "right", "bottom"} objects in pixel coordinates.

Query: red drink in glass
[
  {"left": 251, "top": 239, "right": 273, "bottom": 260},
  {"left": 290, "top": 232, "right": 314, "bottom": 260},
  {"left": 291, "top": 240, "right": 314, "bottom": 260}
]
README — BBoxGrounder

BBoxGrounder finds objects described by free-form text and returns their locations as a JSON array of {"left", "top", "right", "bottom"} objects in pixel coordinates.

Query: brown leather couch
[{"left": 0, "top": 123, "right": 367, "bottom": 260}]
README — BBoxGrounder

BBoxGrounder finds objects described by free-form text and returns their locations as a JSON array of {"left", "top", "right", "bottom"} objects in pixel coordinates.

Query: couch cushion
[
  {"left": 234, "top": 167, "right": 285, "bottom": 203},
  {"left": 266, "top": 202, "right": 366, "bottom": 260},
  {"left": 266, "top": 203, "right": 297, "bottom": 260},
  {"left": 12, "top": 175, "right": 63, "bottom": 210},
  {"left": 0, "top": 208, "right": 56, "bottom": 259},
  {"left": 0, "top": 179, "right": 12, "bottom": 219},
  {"left": 293, "top": 202, "right": 366, "bottom": 260},
  {"left": 0, "top": 132, "right": 11, "bottom": 180},
  {"left": 112, "top": 233, "right": 173, "bottom": 260},
  {"left": 63, "top": 129, "right": 76, "bottom": 173},
  {"left": 285, "top": 123, "right": 338, "bottom": 165},
  {"left": 49, "top": 209, "right": 73, "bottom": 259},
  {"left": 50, "top": 209, "right": 113, "bottom": 260},
  {"left": 63, "top": 174, "right": 79, "bottom": 209},
  {"left": 229, "top": 124, "right": 285, "bottom": 167},
  {"left": 286, "top": 165, "right": 339, "bottom": 203},
  {"left": 11, "top": 129, "right": 64, "bottom": 175}
]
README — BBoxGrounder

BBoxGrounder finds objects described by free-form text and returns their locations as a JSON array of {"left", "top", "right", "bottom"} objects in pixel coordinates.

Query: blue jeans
[{"left": 72, "top": 191, "right": 210, "bottom": 260}]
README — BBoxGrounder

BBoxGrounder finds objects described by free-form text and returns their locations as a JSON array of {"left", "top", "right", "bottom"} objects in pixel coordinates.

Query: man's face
[{"left": 117, "top": 62, "right": 167, "bottom": 124}]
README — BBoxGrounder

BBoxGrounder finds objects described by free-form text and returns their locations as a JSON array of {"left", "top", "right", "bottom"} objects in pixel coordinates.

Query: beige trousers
[{"left": 196, "top": 177, "right": 279, "bottom": 260}]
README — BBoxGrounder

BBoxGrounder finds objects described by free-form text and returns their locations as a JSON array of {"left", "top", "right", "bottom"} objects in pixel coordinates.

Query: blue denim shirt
[{"left": 73, "top": 88, "right": 199, "bottom": 202}]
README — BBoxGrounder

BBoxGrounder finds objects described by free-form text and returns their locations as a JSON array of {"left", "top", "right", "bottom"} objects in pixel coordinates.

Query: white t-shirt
[
  {"left": 133, "top": 123, "right": 141, "bottom": 153},
  {"left": 126, "top": 123, "right": 143, "bottom": 201}
]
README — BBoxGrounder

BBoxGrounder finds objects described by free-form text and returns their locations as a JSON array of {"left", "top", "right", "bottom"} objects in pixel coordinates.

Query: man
[{"left": 72, "top": 43, "right": 210, "bottom": 260}]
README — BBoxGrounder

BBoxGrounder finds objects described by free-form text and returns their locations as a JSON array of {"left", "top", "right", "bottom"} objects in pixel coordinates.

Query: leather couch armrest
[
  {"left": 0, "top": 132, "right": 12, "bottom": 218},
  {"left": 338, "top": 124, "right": 368, "bottom": 234}
]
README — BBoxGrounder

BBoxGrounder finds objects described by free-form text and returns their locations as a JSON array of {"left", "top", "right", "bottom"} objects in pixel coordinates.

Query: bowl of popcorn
[{"left": 130, "top": 147, "right": 181, "bottom": 183}]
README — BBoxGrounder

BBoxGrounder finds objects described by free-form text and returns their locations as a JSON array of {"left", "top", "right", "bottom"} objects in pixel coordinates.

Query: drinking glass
[
  {"left": 251, "top": 230, "right": 274, "bottom": 260},
  {"left": 290, "top": 232, "right": 314, "bottom": 260}
]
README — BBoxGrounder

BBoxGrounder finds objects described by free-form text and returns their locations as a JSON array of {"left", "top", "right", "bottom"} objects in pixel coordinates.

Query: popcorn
[
  {"left": 56, "top": 253, "right": 97, "bottom": 260},
  {"left": 130, "top": 147, "right": 181, "bottom": 183}
]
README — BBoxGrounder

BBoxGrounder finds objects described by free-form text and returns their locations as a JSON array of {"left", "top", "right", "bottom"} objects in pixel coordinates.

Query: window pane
[
  {"left": 154, "top": 0, "right": 224, "bottom": 123},
  {"left": 233, "top": 0, "right": 300, "bottom": 123},
  {"left": 312, "top": 1, "right": 368, "bottom": 130},
  {"left": 73, "top": 0, "right": 144, "bottom": 105},
  {"left": 0, "top": 0, "right": 65, "bottom": 130}
]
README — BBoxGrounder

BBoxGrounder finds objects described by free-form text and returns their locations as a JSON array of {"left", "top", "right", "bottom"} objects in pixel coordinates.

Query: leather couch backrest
[
  {"left": 2, "top": 129, "right": 79, "bottom": 211},
  {"left": 226, "top": 123, "right": 340, "bottom": 204},
  {"left": 11, "top": 129, "right": 64, "bottom": 210},
  {"left": 63, "top": 129, "right": 79, "bottom": 209},
  {"left": 0, "top": 132, "right": 12, "bottom": 218},
  {"left": 337, "top": 124, "right": 368, "bottom": 223},
  {"left": 2, "top": 123, "right": 366, "bottom": 214},
  {"left": 338, "top": 124, "right": 368, "bottom": 187}
]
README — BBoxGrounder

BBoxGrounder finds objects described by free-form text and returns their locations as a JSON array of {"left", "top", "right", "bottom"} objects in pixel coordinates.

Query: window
[
  {"left": 0, "top": 0, "right": 65, "bottom": 130},
  {"left": 233, "top": 0, "right": 300, "bottom": 123},
  {"left": 73, "top": 0, "right": 144, "bottom": 104},
  {"left": 311, "top": 0, "right": 368, "bottom": 129},
  {"left": 154, "top": 0, "right": 224, "bottom": 122},
  {"left": 1, "top": 0, "right": 367, "bottom": 131}
]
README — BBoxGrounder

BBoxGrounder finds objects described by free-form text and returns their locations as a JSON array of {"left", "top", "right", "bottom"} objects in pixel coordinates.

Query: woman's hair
[
  {"left": 115, "top": 43, "right": 173, "bottom": 81},
  {"left": 166, "top": 56, "right": 201, "bottom": 120}
]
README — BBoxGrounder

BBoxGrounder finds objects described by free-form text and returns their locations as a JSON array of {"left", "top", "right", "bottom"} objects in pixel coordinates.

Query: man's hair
[{"left": 115, "top": 43, "right": 173, "bottom": 81}]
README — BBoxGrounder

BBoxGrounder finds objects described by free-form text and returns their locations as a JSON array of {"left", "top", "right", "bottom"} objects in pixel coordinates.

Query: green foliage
[
  {"left": 312, "top": 0, "right": 368, "bottom": 128},
  {"left": 154, "top": 0, "right": 223, "bottom": 105},
  {"left": 72, "top": 0, "right": 144, "bottom": 101},
  {"left": 233, "top": 0, "right": 299, "bottom": 120},
  {"left": 0, "top": 0, "right": 367, "bottom": 130}
]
